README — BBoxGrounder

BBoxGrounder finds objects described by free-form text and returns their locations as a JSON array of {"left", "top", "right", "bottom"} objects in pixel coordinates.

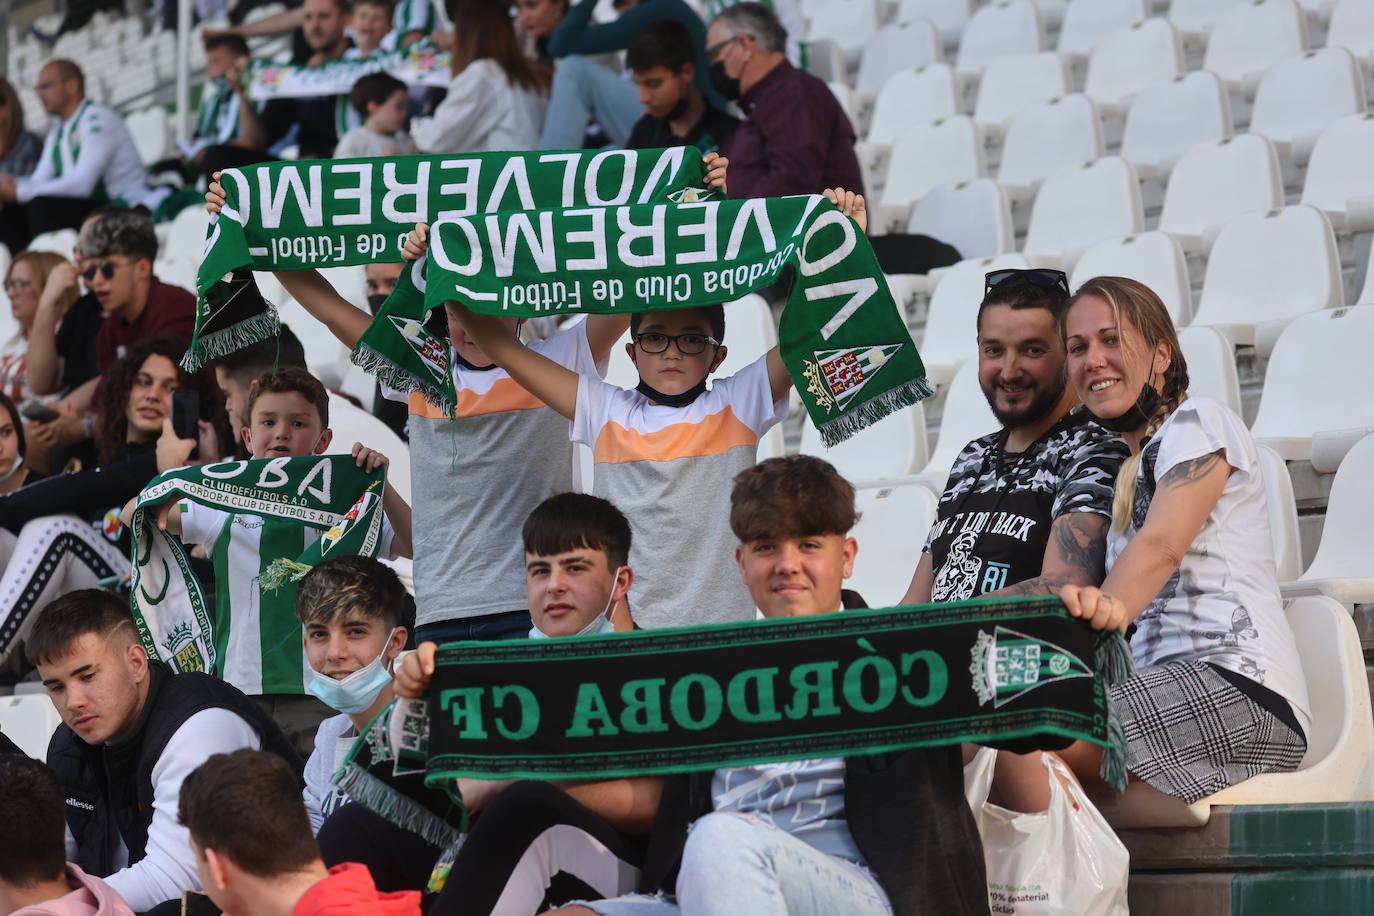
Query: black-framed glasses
[
  {"left": 81, "top": 261, "right": 120, "bottom": 283},
  {"left": 633, "top": 331, "right": 719, "bottom": 355},
  {"left": 705, "top": 35, "right": 741, "bottom": 61},
  {"left": 984, "top": 268, "right": 1069, "bottom": 297}
]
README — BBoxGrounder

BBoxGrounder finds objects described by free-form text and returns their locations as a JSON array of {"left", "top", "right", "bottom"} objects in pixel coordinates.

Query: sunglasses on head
[
  {"left": 984, "top": 268, "right": 1070, "bottom": 297},
  {"left": 81, "top": 261, "right": 120, "bottom": 283}
]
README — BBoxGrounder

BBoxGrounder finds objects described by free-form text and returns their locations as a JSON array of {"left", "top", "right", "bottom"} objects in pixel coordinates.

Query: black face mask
[
  {"left": 709, "top": 60, "right": 741, "bottom": 101},
  {"left": 1088, "top": 383, "right": 1161, "bottom": 433},
  {"left": 636, "top": 377, "right": 708, "bottom": 407},
  {"left": 367, "top": 292, "right": 388, "bottom": 316}
]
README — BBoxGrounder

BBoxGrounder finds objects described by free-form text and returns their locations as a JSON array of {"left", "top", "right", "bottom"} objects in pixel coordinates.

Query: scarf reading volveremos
[
  {"left": 129, "top": 457, "right": 386, "bottom": 683},
  {"left": 188, "top": 147, "right": 712, "bottom": 369},
  {"left": 247, "top": 43, "right": 451, "bottom": 102},
  {"left": 373, "top": 193, "right": 931, "bottom": 444},
  {"left": 338, "top": 598, "right": 1131, "bottom": 855}
]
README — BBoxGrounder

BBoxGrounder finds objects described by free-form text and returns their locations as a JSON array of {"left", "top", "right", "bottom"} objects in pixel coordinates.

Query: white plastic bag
[{"left": 963, "top": 748, "right": 1130, "bottom": 916}]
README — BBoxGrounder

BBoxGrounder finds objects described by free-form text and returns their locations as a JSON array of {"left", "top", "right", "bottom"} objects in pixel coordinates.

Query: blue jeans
[
  {"left": 414, "top": 609, "right": 532, "bottom": 644},
  {"left": 581, "top": 812, "right": 893, "bottom": 916},
  {"left": 540, "top": 55, "right": 643, "bottom": 150}
]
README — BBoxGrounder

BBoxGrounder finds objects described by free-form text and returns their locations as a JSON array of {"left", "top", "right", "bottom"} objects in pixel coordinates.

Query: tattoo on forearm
[
  {"left": 1053, "top": 513, "right": 1109, "bottom": 582},
  {"left": 1158, "top": 450, "right": 1225, "bottom": 489}
]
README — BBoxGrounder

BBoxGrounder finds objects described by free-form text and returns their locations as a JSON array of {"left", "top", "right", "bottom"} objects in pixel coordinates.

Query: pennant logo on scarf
[
  {"left": 388, "top": 314, "right": 449, "bottom": 388},
  {"left": 969, "top": 626, "right": 1094, "bottom": 708},
  {"left": 805, "top": 344, "right": 905, "bottom": 414}
]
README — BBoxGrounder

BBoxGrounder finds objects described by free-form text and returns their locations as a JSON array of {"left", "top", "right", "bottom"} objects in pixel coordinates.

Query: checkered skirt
[{"left": 1110, "top": 660, "right": 1306, "bottom": 803}]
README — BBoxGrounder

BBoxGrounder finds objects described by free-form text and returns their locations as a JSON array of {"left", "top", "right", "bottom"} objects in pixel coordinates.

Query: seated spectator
[
  {"left": 540, "top": 0, "right": 721, "bottom": 150},
  {"left": 0, "top": 337, "right": 228, "bottom": 678},
  {"left": 542, "top": 455, "right": 988, "bottom": 916},
  {"left": 26, "top": 214, "right": 105, "bottom": 404},
  {"left": 515, "top": 0, "right": 571, "bottom": 67},
  {"left": 335, "top": 72, "right": 418, "bottom": 158},
  {"left": 0, "top": 393, "right": 41, "bottom": 498},
  {"left": 1055, "top": 277, "right": 1311, "bottom": 802},
  {"left": 347, "top": 0, "right": 397, "bottom": 57},
  {"left": 179, "top": 34, "right": 255, "bottom": 172},
  {"left": 1, "top": 251, "right": 80, "bottom": 404},
  {"left": 180, "top": 749, "right": 420, "bottom": 916},
  {"left": 707, "top": 2, "right": 862, "bottom": 198},
  {"left": 625, "top": 19, "right": 738, "bottom": 154},
  {"left": 0, "top": 754, "right": 135, "bottom": 916},
  {"left": 0, "top": 77, "right": 42, "bottom": 180},
  {"left": 32, "top": 590, "right": 302, "bottom": 912},
  {"left": 0, "top": 61, "right": 170, "bottom": 250},
  {"left": 411, "top": 0, "right": 548, "bottom": 154}
]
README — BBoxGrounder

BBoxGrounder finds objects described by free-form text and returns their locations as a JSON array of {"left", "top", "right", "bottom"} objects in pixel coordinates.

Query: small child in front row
[
  {"left": 403, "top": 220, "right": 792, "bottom": 629},
  {"left": 335, "top": 71, "right": 418, "bottom": 159},
  {"left": 122, "top": 367, "right": 413, "bottom": 747}
]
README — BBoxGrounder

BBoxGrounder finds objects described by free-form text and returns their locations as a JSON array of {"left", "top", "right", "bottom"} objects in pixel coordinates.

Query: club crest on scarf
[
  {"left": 969, "top": 626, "right": 1093, "bottom": 709},
  {"left": 802, "top": 344, "right": 904, "bottom": 415}
]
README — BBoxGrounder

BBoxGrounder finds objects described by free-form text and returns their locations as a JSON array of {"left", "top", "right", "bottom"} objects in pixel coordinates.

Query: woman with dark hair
[
  {"left": 0, "top": 393, "right": 38, "bottom": 496},
  {"left": 0, "top": 336, "right": 230, "bottom": 678},
  {"left": 0, "top": 78, "right": 41, "bottom": 178},
  {"left": 411, "top": 0, "right": 549, "bottom": 153}
]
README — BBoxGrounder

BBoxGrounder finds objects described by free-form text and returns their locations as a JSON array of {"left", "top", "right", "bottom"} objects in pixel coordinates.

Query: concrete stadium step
[{"left": 1121, "top": 802, "right": 1374, "bottom": 916}]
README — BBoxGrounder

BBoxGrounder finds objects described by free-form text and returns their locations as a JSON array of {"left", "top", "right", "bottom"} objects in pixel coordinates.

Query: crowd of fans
[{"left": 0, "top": 0, "right": 1317, "bottom": 914}]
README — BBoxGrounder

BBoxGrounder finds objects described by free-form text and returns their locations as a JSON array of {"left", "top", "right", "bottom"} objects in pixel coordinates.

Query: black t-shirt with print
[
  {"left": 924, "top": 408, "right": 1129, "bottom": 601},
  {"left": 626, "top": 105, "right": 740, "bottom": 154}
]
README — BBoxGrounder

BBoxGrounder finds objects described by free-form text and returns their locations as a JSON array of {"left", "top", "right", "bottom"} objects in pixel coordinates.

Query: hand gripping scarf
[
  {"left": 337, "top": 596, "right": 1133, "bottom": 880},
  {"left": 187, "top": 147, "right": 714, "bottom": 369},
  {"left": 129, "top": 456, "right": 386, "bottom": 682}
]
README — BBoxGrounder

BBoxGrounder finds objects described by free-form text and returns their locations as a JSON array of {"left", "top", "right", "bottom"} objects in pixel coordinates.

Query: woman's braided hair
[{"left": 1065, "top": 277, "right": 1190, "bottom": 532}]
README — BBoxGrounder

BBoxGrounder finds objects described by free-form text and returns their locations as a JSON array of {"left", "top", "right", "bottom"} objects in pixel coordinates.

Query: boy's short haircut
[
  {"left": 0, "top": 755, "right": 67, "bottom": 886},
  {"left": 626, "top": 18, "right": 697, "bottom": 73},
  {"left": 295, "top": 555, "right": 415, "bottom": 635},
  {"left": 214, "top": 323, "right": 308, "bottom": 387},
  {"left": 349, "top": 71, "right": 408, "bottom": 121},
  {"left": 204, "top": 33, "right": 250, "bottom": 57},
  {"left": 246, "top": 366, "right": 330, "bottom": 429},
  {"left": 522, "top": 492, "right": 632, "bottom": 570},
  {"left": 729, "top": 455, "right": 858, "bottom": 543},
  {"left": 26, "top": 589, "right": 138, "bottom": 667},
  {"left": 629, "top": 304, "right": 725, "bottom": 342},
  {"left": 179, "top": 749, "right": 318, "bottom": 878}
]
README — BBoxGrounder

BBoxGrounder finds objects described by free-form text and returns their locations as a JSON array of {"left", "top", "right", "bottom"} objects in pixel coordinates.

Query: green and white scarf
[
  {"left": 188, "top": 147, "right": 712, "bottom": 368},
  {"left": 129, "top": 456, "right": 386, "bottom": 686},
  {"left": 247, "top": 43, "right": 451, "bottom": 102},
  {"left": 399, "top": 194, "right": 930, "bottom": 444}
]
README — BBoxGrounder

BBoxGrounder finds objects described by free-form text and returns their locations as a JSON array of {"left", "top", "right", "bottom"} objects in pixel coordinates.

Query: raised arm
[
  {"left": 25, "top": 261, "right": 79, "bottom": 396},
  {"left": 274, "top": 269, "right": 374, "bottom": 349},
  {"left": 447, "top": 301, "right": 580, "bottom": 419}
]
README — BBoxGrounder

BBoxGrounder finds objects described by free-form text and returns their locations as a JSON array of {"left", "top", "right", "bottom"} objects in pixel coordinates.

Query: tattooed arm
[
  {"left": 983, "top": 512, "right": 1112, "bottom": 599},
  {"left": 1061, "top": 449, "right": 1231, "bottom": 631}
]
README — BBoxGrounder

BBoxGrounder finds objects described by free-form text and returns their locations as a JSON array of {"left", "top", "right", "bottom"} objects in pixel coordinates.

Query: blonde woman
[
  {"left": 1056, "top": 276, "right": 1310, "bottom": 802},
  {"left": 1, "top": 252, "right": 81, "bottom": 404}
]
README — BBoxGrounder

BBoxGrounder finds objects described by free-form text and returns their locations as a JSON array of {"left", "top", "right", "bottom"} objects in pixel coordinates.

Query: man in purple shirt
[{"left": 706, "top": 2, "right": 863, "bottom": 200}]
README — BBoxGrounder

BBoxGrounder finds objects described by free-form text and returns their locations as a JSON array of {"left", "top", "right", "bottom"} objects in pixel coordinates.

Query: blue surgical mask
[
  {"left": 529, "top": 569, "right": 623, "bottom": 639},
  {"left": 306, "top": 629, "right": 398, "bottom": 714}
]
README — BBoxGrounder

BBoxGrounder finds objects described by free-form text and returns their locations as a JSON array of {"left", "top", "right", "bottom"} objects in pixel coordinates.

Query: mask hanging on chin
[
  {"left": 635, "top": 377, "right": 708, "bottom": 407},
  {"left": 709, "top": 60, "right": 741, "bottom": 101},
  {"left": 530, "top": 568, "right": 624, "bottom": 639},
  {"left": 1088, "top": 383, "right": 1162, "bottom": 433},
  {"left": 0, "top": 455, "right": 25, "bottom": 483},
  {"left": 305, "top": 629, "right": 399, "bottom": 714}
]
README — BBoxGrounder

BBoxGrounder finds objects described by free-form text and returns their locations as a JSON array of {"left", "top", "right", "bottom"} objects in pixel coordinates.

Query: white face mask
[
  {"left": 0, "top": 454, "right": 25, "bottom": 482},
  {"left": 305, "top": 628, "right": 399, "bottom": 714},
  {"left": 530, "top": 568, "right": 623, "bottom": 639}
]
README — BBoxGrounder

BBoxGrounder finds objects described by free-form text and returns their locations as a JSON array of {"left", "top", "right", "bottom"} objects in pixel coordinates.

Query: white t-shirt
[
  {"left": 411, "top": 59, "right": 547, "bottom": 154},
  {"left": 303, "top": 713, "right": 357, "bottom": 833},
  {"left": 1107, "top": 397, "right": 1311, "bottom": 732},
  {"left": 334, "top": 126, "right": 416, "bottom": 158}
]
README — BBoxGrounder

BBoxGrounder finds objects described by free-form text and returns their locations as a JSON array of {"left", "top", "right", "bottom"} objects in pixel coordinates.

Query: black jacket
[
  {"left": 634, "top": 592, "right": 990, "bottom": 916},
  {"left": 47, "top": 660, "right": 303, "bottom": 877}
]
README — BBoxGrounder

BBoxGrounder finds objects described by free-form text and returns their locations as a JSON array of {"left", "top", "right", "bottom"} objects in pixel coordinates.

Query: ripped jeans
[{"left": 580, "top": 812, "right": 893, "bottom": 916}]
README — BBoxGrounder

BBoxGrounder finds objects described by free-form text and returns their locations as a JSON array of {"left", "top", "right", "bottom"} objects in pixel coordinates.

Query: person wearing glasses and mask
[{"left": 705, "top": 3, "right": 861, "bottom": 200}]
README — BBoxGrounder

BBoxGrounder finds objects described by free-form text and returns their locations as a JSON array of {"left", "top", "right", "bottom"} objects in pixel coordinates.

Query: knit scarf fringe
[
  {"left": 1095, "top": 632, "right": 1135, "bottom": 792},
  {"left": 333, "top": 761, "right": 464, "bottom": 850},
  {"left": 815, "top": 377, "right": 935, "bottom": 448},
  {"left": 350, "top": 342, "right": 454, "bottom": 414},
  {"left": 183, "top": 310, "right": 281, "bottom": 372}
]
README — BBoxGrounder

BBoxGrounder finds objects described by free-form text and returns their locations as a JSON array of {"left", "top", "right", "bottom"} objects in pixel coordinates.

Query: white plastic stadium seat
[
  {"left": 1098, "top": 595, "right": 1374, "bottom": 828},
  {"left": 856, "top": 20, "right": 944, "bottom": 96},
  {"left": 1282, "top": 434, "right": 1374, "bottom": 605},
  {"left": 799, "top": 402, "right": 929, "bottom": 484},
  {"left": 1190, "top": 205, "right": 1341, "bottom": 349},
  {"left": 1157, "top": 134, "right": 1284, "bottom": 252},
  {"left": 125, "top": 106, "right": 170, "bottom": 166},
  {"left": 972, "top": 52, "right": 1072, "bottom": 135},
  {"left": 920, "top": 252, "right": 1030, "bottom": 386},
  {"left": 1068, "top": 231, "right": 1192, "bottom": 325},
  {"left": 1256, "top": 443, "right": 1303, "bottom": 584},
  {"left": 878, "top": 118, "right": 986, "bottom": 227},
  {"left": 1084, "top": 19, "right": 1186, "bottom": 109},
  {"left": 713, "top": 294, "right": 777, "bottom": 379},
  {"left": 1249, "top": 48, "right": 1366, "bottom": 166},
  {"left": 997, "top": 94, "right": 1104, "bottom": 192},
  {"left": 0, "top": 694, "right": 64, "bottom": 760},
  {"left": 905, "top": 179, "right": 1015, "bottom": 261},
  {"left": 1175, "top": 325, "right": 1241, "bottom": 416},
  {"left": 915, "top": 358, "right": 998, "bottom": 494},
  {"left": 1022, "top": 157, "right": 1145, "bottom": 269},
  {"left": 1167, "top": 0, "right": 1235, "bottom": 34},
  {"left": 1203, "top": 0, "right": 1309, "bottom": 92},
  {"left": 1250, "top": 306, "right": 1374, "bottom": 462},
  {"left": 25, "top": 229, "right": 78, "bottom": 261},
  {"left": 1120, "top": 71, "right": 1233, "bottom": 176},
  {"left": 867, "top": 65, "right": 961, "bottom": 147},
  {"left": 805, "top": 0, "right": 880, "bottom": 68},
  {"left": 850, "top": 482, "right": 939, "bottom": 608},
  {"left": 955, "top": 0, "right": 1044, "bottom": 76},
  {"left": 895, "top": 0, "right": 974, "bottom": 48},
  {"left": 325, "top": 393, "right": 412, "bottom": 504},
  {"left": 1327, "top": 0, "right": 1374, "bottom": 61},
  {"left": 1301, "top": 113, "right": 1374, "bottom": 232},
  {"left": 1056, "top": 0, "right": 1149, "bottom": 56}
]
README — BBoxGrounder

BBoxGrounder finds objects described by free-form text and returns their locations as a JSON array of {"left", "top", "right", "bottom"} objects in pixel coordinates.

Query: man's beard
[{"left": 982, "top": 372, "right": 1067, "bottom": 430}]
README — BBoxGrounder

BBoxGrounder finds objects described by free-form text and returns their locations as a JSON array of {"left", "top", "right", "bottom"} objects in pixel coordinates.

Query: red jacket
[{"left": 292, "top": 864, "right": 421, "bottom": 916}]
